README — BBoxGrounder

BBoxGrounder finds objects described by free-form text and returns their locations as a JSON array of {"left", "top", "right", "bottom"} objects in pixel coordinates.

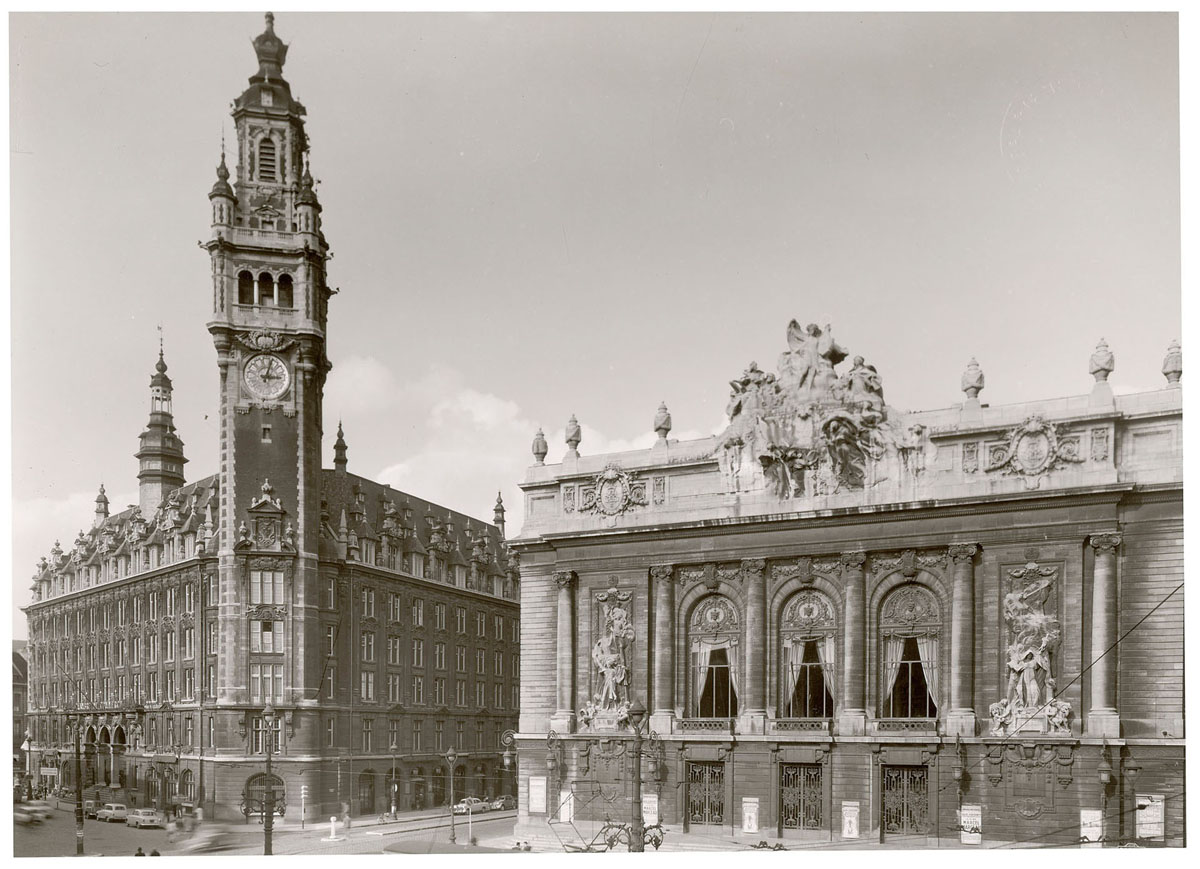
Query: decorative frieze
[
  {"left": 984, "top": 415, "right": 1083, "bottom": 489},
  {"left": 578, "top": 463, "right": 648, "bottom": 516}
]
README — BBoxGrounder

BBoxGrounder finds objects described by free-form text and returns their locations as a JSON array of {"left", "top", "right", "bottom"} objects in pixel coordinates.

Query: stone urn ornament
[
  {"left": 1089, "top": 338, "right": 1114, "bottom": 382},
  {"left": 961, "top": 357, "right": 985, "bottom": 400},
  {"left": 565, "top": 414, "right": 582, "bottom": 457},
  {"left": 653, "top": 402, "right": 672, "bottom": 441},
  {"left": 531, "top": 428, "right": 548, "bottom": 464},
  {"left": 1162, "top": 339, "right": 1182, "bottom": 385}
]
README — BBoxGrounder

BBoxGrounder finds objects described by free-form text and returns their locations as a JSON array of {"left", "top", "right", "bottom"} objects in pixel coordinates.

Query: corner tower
[
  {"left": 135, "top": 347, "right": 188, "bottom": 514},
  {"left": 203, "top": 13, "right": 332, "bottom": 720}
]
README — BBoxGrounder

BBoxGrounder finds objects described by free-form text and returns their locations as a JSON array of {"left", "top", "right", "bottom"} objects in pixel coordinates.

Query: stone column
[
  {"left": 741, "top": 559, "right": 767, "bottom": 733},
  {"left": 946, "top": 544, "right": 980, "bottom": 736},
  {"left": 838, "top": 551, "right": 867, "bottom": 736},
  {"left": 550, "top": 571, "right": 577, "bottom": 732},
  {"left": 1087, "top": 534, "right": 1122, "bottom": 737},
  {"left": 649, "top": 564, "right": 675, "bottom": 734}
]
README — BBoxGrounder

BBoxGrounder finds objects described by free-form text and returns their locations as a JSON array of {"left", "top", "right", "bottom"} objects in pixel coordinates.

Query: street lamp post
[
  {"left": 445, "top": 747, "right": 458, "bottom": 845},
  {"left": 262, "top": 702, "right": 276, "bottom": 856},
  {"left": 389, "top": 741, "right": 397, "bottom": 817},
  {"left": 67, "top": 712, "right": 84, "bottom": 856},
  {"left": 500, "top": 729, "right": 516, "bottom": 799},
  {"left": 628, "top": 700, "right": 646, "bottom": 853}
]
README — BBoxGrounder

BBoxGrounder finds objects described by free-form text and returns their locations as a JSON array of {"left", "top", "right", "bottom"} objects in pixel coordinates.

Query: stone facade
[
  {"left": 512, "top": 321, "right": 1182, "bottom": 847},
  {"left": 21, "top": 15, "right": 519, "bottom": 823}
]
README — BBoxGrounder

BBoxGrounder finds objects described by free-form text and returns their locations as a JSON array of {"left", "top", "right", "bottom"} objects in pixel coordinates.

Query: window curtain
[
  {"left": 914, "top": 635, "right": 939, "bottom": 710},
  {"left": 787, "top": 640, "right": 806, "bottom": 714},
  {"left": 694, "top": 642, "right": 714, "bottom": 713},
  {"left": 882, "top": 635, "right": 905, "bottom": 707},
  {"left": 814, "top": 635, "right": 836, "bottom": 705},
  {"left": 727, "top": 640, "right": 740, "bottom": 704}
]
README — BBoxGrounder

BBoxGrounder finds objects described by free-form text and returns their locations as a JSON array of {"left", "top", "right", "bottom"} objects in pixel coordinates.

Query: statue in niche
[
  {"left": 989, "top": 561, "right": 1071, "bottom": 736},
  {"left": 592, "top": 601, "right": 634, "bottom": 709}
]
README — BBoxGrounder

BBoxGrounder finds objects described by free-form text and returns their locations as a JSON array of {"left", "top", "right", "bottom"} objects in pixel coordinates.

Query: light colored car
[
  {"left": 96, "top": 803, "right": 128, "bottom": 823},
  {"left": 126, "top": 808, "right": 167, "bottom": 829},
  {"left": 14, "top": 807, "right": 41, "bottom": 825},
  {"left": 490, "top": 795, "right": 516, "bottom": 811},
  {"left": 452, "top": 797, "right": 489, "bottom": 815},
  {"left": 177, "top": 825, "right": 238, "bottom": 853},
  {"left": 24, "top": 800, "right": 53, "bottom": 820}
]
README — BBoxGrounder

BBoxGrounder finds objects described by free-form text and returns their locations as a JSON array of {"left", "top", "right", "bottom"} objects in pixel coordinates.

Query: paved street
[
  {"left": 14, "top": 810, "right": 171, "bottom": 858},
  {"left": 14, "top": 805, "right": 518, "bottom": 857}
]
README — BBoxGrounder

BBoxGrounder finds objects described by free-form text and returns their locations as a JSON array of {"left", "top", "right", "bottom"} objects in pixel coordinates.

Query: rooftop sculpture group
[{"left": 716, "top": 320, "right": 910, "bottom": 498}]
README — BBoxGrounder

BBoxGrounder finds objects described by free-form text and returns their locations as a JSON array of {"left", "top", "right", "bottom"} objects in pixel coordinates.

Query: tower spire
[
  {"left": 136, "top": 342, "right": 187, "bottom": 515},
  {"left": 333, "top": 420, "right": 348, "bottom": 472}
]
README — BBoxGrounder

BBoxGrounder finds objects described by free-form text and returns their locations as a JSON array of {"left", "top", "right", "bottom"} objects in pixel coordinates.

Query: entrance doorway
[
  {"left": 779, "top": 763, "right": 823, "bottom": 834},
  {"left": 881, "top": 765, "right": 929, "bottom": 840},
  {"left": 358, "top": 770, "right": 376, "bottom": 813},
  {"left": 686, "top": 761, "right": 725, "bottom": 828}
]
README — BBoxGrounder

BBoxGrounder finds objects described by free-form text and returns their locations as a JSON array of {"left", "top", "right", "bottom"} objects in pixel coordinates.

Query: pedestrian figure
[
  {"left": 149, "top": 850, "right": 161, "bottom": 857},
  {"left": 135, "top": 848, "right": 146, "bottom": 856}
]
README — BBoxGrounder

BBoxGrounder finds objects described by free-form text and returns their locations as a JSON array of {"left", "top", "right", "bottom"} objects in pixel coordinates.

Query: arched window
[
  {"left": 688, "top": 595, "right": 740, "bottom": 719},
  {"left": 258, "top": 138, "right": 277, "bottom": 182},
  {"left": 180, "top": 769, "right": 195, "bottom": 802},
  {"left": 277, "top": 274, "right": 293, "bottom": 308},
  {"left": 238, "top": 271, "right": 254, "bottom": 305},
  {"left": 258, "top": 273, "right": 275, "bottom": 307},
  {"left": 779, "top": 590, "right": 837, "bottom": 719},
  {"left": 246, "top": 772, "right": 284, "bottom": 816},
  {"left": 879, "top": 584, "right": 940, "bottom": 719}
]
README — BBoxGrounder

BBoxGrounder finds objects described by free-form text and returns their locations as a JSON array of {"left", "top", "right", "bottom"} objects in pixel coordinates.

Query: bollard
[{"left": 330, "top": 816, "right": 337, "bottom": 839}]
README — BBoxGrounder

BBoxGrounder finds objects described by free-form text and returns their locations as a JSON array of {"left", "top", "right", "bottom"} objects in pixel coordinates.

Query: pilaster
[
  {"left": 550, "top": 570, "right": 578, "bottom": 732},
  {"left": 739, "top": 558, "right": 767, "bottom": 733},
  {"left": 1087, "top": 533, "right": 1122, "bottom": 737},
  {"left": 838, "top": 550, "right": 867, "bottom": 736},
  {"left": 649, "top": 564, "right": 675, "bottom": 734},
  {"left": 946, "top": 543, "right": 980, "bottom": 736}
]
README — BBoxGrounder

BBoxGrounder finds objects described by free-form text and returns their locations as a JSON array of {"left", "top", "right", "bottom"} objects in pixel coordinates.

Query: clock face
[{"left": 243, "top": 354, "right": 290, "bottom": 400}]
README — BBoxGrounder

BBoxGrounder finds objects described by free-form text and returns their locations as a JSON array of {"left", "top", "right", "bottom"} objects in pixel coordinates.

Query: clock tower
[{"left": 203, "top": 13, "right": 332, "bottom": 738}]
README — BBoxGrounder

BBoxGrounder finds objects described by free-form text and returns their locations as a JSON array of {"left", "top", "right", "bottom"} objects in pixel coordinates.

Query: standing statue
[
  {"left": 777, "top": 322, "right": 847, "bottom": 404},
  {"left": 591, "top": 602, "right": 635, "bottom": 709}
]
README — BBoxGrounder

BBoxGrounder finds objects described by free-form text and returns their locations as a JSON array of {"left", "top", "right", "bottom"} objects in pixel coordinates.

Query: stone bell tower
[{"left": 202, "top": 13, "right": 333, "bottom": 737}]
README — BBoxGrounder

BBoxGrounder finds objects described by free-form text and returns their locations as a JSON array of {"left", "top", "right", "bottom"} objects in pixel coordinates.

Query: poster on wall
[
  {"left": 959, "top": 805, "right": 982, "bottom": 844},
  {"left": 1080, "top": 809, "right": 1103, "bottom": 847},
  {"left": 841, "top": 801, "right": 860, "bottom": 839},
  {"left": 559, "top": 789, "right": 574, "bottom": 823},
  {"left": 642, "top": 793, "right": 659, "bottom": 826},
  {"left": 528, "top": 776, "right": 547, "bottom": 814},
  {"left": 742, "top": 797, "right": 760, "bottom": 834},
  {"left": 1136, "top": 794, "right": 1164, "bottom": 841}
]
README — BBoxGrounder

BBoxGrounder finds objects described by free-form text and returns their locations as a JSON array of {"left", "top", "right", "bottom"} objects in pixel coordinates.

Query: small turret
[
  {"left": 333, "top": 420, "right": 348, "bottom": 472},
  {"left": 208, "top": 147, "right": 236, "bottom": 233},
  {"left": 493, "top": 491, "right": 506, "bottom": 539},
  {"left": 295, "top": 158, "right": 322, "bottom": 237},
  {"left": 94, "top": 484, "right": 110, "bottom": 528}
]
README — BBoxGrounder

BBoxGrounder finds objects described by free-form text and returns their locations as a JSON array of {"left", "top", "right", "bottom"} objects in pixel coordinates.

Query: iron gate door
[
  {"left": 882, "top": 765, "right": 930, "bottom": 839},
  {"left": 687, "top": 762, "right": 725, "bottom": 827},
  {"left": 779, "top": 763, "right": 823, "bottom": 831}
]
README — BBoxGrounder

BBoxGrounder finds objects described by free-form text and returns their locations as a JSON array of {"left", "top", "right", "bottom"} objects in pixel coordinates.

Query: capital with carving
[
  {"left": 649, "top": 564, "right": 674, "bottom": 583},
  {"left": 740, "top": 558, "right": 765, "bottom": 577},
  {"left": 553, "top": 570, "right": 577, "bottom": 589},
  {"left": 948, "top": 543, "right": 980, "bottom": 564},
  {"left": 1088, "top": 533, "right": 1122, "bottom": 554},
  {"left": 839, "top": 550, "right": 867, "bottom": 570}
]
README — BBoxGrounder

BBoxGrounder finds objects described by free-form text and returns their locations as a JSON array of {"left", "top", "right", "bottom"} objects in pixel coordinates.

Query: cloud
[{"left": 324, "top": 355, "right": 400, "bottom": 416}]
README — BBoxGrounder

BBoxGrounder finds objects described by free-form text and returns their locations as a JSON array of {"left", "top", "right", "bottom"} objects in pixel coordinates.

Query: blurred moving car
[
  {"left": 451, "top": 797, "right": 488, "bottom": 815},
  {"left": 24, "top": 800, "right": 54, "bottom": 821},
  {"left": 96, "top": 803, "right": 128, "bottom": 823},
  {"left": 177, "top": 825, "right": 239, "bottom": 853},
  {"left": 489, "top": 795, "right": 516, "bottom": 810},
  {"left": 126, "top": 808, "right": 168, "bottom": 829},
  {"left": 14, "top": 807, "right": 42, "bottom": 825}
]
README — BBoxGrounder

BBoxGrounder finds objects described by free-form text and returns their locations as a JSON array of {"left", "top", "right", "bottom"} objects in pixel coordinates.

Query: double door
[
  {"left": 881, "top": 764, "right": 930, "bottom": 840},
  {"left": 686, "top": 761, "right": 725, "bottom": 828}
]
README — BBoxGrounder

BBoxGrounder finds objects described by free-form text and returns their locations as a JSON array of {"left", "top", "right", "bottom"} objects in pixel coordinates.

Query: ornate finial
[
  {"left": 261, "top": 479, "right": 275, "bottom": 499},
  {"left": 532, "top": 428, "right": 548, "bottom": 464},
  {"left": 334, "top": 420, "right": 348, "bottom": 471},
  {"left": 493, "top": 491, "right": 506, "bottom": 523},
  {"left": 961, "top": 357, "right": 985, "bottom": 400},
  {"left": 565, "top": 414, "right": 582, "bottom": 456},
  {"left": 653, "top": 401, "right": 672, "bottom": 441},
  {"left": 1162, "top": 339, "right": 1182, "bottom": 385},
  {"left": 1089, "top": 338, "right": 1114, "bottom": 383},
  {"left": 209, "top": 146, "right": 234, "bottom": 200},
  {"left": 252, "top": 10, "right": 288, "bottom": 82},
  {"left": 265, "top": 11, "right": 275, "bottom": 31}
]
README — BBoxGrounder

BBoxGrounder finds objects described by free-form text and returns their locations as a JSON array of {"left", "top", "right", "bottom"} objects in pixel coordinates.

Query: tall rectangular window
[
  {"left": 326, "top": 719, "right": 336, "bottom": 748},
  {"left": 326, "top": 579, "right": 336, "bottom": 609},
  {"left": 784, "top": 639, "right": 834, "bottom": 719},
  {"left": 475, "top": 649, "right": 485, "bottom": 675},
  {"left": 455, "top": 607, "right": 466, "bottom": 634},
  {"left": 412, "top": 675, "right": 424, "bottom": 704},
  {"left": 326, "top": 626, "right": 336, "bottom": 656},
  {"left": 250, "top": 571, "right": 285, "bottom": 606},
  {"left": 434, "top": 643, "right": 446, "bottom": 670},
  {"left": 165, "top": 631, "right": 176, "bottom": 662},
  {"left": 456, "top": 646, "right": 466, "bottom": 673},
  {"left": 362, "top": 719, "right": 373, "bottom": 752},
  {"left": 183, "top": 627, "right": 195, "bottom": 659},
  {"left": 361, "top": 631, "right": 375, "bottom": 662},
  {"left": 435, "top": 720, "right": 444, "bottom": 752},
  {"left": 361, "top": 588, "right": 375, "bottom": 618},
  {"left": 388, "top": 673, "right": 403, "bottom": 704},
  {"left": 327, "top": 664, "right": 336, "bottom": 699},
  {"left": 476, "top": 612, "right": 486, "bottom": 637},
  {"left": 184, "top": 583, "right": 195, "bottom": 613},
  {"left": 434, "top": 677, "right": 446, "bottom": 706},
  {"left": 388, "top": 593, "right": 402, "bottom": 623},
  {"left": 360, "top": 670, "right": 375, "bottom": 701},
  {"left": 411, "top": 719, "right": 422, "bottom": 752},
  {"left": 148, "top": 634, "right": 159, "bottom": 664},
  {"left": 412, "top": 639, "right": 424, "bottom": 668},
  {"left": 434, "top": 603, "right": 446, "bottom": 630},
  {"left": 455, "top": 720, "right": 464, "bottom": 750},
  {"left": 250, "top": 663, "right": 283, "bottom": 703},
  {"left": 456, "top": 679, "right": 466, "bottom": 707},
  {"left": 251, "top": 621, "right": 283, "bottom": 654},
  {"left": 475, "top": 681, "right": 485, "bottom": 708},
  {"left": 493, "top": 615, "right": 503, "bottom": 640},
  {"left": 388, "top": 637, "right": 402, "bottom": 666},
  {"left": 207, "top": 623, "right": 217, "bottom": 656},
  {"left": 165, "top": 587, "right": 176, "bottom": 616},
  {"left": 412, "top": 598, "right": 424, "bottom": 627}
]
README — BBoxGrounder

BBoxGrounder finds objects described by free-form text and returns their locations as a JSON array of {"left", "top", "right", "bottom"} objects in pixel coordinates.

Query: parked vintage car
[
  {"left": 451, "top": 797, "right": 489, "bottom": 815},
  {"left": 96, "top": 803, "right": 128, "bottom": 823},
  {"left": 126, "top": 808, "right": 168, "bottom": 829},
  {"left": 83, "top": 800, "right": 98, "bottom": 819},
  {"left": 489, "top": 795, "right": 516, "bottom": 811}
]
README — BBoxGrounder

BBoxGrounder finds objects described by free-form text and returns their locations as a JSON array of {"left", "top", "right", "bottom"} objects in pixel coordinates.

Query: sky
[{"left": 7, "top": 11, "right": 1182, "bottom": 639}]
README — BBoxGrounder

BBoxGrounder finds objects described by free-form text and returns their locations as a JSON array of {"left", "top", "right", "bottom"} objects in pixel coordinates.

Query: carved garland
[
  {"left": 984, "top": 415, "right": 1083, "bottom": 487},
  {"left": 578, "top": 464, "right": 649, "bottom": 517}
]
